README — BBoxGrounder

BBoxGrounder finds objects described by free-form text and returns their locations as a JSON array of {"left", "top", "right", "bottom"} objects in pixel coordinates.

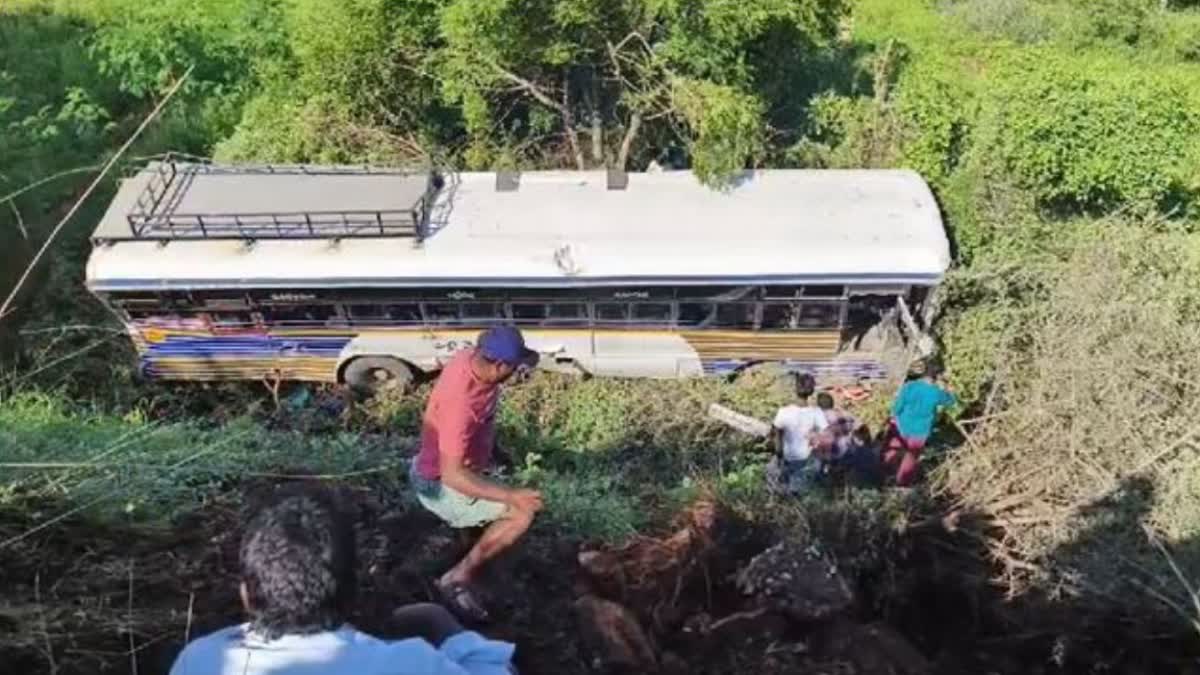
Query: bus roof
[{"left": 86, "top": 165, "right": 950, "bottom": 292}]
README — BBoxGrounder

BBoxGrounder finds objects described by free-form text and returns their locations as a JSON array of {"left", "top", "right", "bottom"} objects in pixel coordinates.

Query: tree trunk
[
  {"left": 591, "top": 111, "right": 604, "bottom": 164},
  {"left": 562, "top": 77, "right": 586, "bottom": 171},
  {"left": 616, "top": 111, "right": 642, "bottom": 170}
]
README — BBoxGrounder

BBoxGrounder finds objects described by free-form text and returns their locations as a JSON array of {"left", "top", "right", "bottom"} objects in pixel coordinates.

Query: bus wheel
[{"left": 343, "top": 357, "right": 414, "bottom": 397}]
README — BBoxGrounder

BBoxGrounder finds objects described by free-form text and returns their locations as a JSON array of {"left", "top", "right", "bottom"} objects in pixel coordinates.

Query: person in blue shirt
[
  {"left": 169, "top": 484, "right": 515, "bottom": 675},
  {"left": 883, "top": 361, "right": 956, "bottom": 486}
]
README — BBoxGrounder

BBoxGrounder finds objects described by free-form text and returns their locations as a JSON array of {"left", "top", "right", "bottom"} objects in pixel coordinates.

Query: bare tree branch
[
  {"left": 8, "top": 200, "right": 28, "bottom": 240},
  {"left": 491, "top": 63, "right": 585, "bottom": 170}
]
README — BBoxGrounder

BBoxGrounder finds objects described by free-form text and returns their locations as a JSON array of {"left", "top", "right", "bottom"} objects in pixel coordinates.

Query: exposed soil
[{"left": 1, "top": 477, "right": 1197, "bottom": 675}]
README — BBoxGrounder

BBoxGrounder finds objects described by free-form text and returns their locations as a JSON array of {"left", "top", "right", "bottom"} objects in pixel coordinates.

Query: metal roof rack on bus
[{"left": 106, "top": 154, "right": 438, "bottom": 245}]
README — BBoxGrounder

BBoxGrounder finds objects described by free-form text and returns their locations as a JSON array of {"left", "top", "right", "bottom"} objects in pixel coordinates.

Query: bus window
[
  {"left": 347, "top": 304, "right": 423, "bottom": 324},
  {"left": 631, "top": 303, "right": 672, "bottom": 324},
  {"left": 209, "top": 311, "right": 256, "bottom": 329},
  {"left": 594, "top": 303, "right": 628, "bottom": 324},
  {"left": 677, "top": 303, "right": 716, "bottom": 327},
  {"left": 347, "top": 304, "right": 389, "bottom": 323},
  {"left": 761, "top": 303, "right": 798, "bottom": 330},
  {"left": 804, "top": 285, "right": 845, "bottom": 298},
  {"left": 510, "top": 303, "right": 547, "bottom": 324},
  {"left": 797, "top": 302, "right": 842, "bottom": 328},
  {"left": 193, "top": 291, "right": 250, "bottom": 309},
  {"left": 762, "top": 285, "right": 803, "bottom": 299},
  {"left": 423, "top": 303, "right": 461, "bottom": 324},
  {"left": 461, "top": 302, "right": 506, "bottom": 323},
  {"left": 545, "top": 303, "right": 588, "bottom": 325},
  {"left": 714, "top": 303, "right": 756, "bottom": 328},
  {"left": 388, "top": 304, "right": 423, "bottom": 323},
  {"left": 266, "top": 305, "right": 338, "bottom": 326}
]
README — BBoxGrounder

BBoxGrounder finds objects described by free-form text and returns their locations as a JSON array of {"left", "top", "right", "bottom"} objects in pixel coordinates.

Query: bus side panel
[
  {"left": 591, "top": 330, "right": 702, "bottom": 378},
  {"left": 340, "top": 329, "right": 444, "bottom": 373},
  {"left": 340, "top": 328, "right": 597, "bottom": 375},
  {"left": 136, "top": 320, "right": 347, "bottom": 382},
  {"left": 679, "top": 329, "right": 842, "bottom": 377}
]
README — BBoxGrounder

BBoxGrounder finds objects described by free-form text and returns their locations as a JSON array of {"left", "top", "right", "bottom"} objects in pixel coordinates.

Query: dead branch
[{"left": 8, "top": 200, "right": 28, "bottom": 239}]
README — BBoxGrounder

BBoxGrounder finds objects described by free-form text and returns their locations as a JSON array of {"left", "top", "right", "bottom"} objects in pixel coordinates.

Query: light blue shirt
[
  {"left": 168, "top": 624, "right": 515, "bottom": 675},
  {"left": 891, "top": 380, "right": 956, "bottom": 440}
]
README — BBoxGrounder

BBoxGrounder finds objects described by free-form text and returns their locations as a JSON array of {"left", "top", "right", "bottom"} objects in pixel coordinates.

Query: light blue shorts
[{"left": 410, "top": 460, "right": 509, "bottom": 528}]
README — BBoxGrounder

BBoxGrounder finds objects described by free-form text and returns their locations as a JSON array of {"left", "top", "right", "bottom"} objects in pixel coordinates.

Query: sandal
[{"left": 437, "top": 579, "right": 491, "bottom": 623}]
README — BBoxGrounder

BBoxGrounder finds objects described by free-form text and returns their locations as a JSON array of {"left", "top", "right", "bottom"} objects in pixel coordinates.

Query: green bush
[
  {"left": 942, "top": 0, "right": 1052, "bottom": 44},
  {"left": 972, "top": 51, "right": 1200, "bottom": 212}
]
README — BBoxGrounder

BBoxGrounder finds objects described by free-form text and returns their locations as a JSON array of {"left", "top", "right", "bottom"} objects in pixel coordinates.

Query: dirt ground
[{"left": 1, "top": 477, "right": 1198, "bottom": 675}]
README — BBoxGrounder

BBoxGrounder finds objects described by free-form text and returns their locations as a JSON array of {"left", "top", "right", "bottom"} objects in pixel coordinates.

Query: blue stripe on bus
[
  {"left": 144, "top": 335, "right": 352, "bottom": 358},
  {"left": 702, "top": 359, "right": 888, "bottom": 378}
]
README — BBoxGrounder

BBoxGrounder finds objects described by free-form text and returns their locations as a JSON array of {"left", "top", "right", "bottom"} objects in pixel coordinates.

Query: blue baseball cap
[{"left": 478, "top": 325, "right": 539, "bottom": 368}]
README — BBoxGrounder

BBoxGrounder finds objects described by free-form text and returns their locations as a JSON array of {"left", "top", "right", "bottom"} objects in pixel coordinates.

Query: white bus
[{"left": 85, "top": 159, "right": 949, "bottom": 393}]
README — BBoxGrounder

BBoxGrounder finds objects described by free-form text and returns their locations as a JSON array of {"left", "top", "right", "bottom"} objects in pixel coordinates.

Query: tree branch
[{"left": 490, "top": 63, "right": 584, "bottom": 170}]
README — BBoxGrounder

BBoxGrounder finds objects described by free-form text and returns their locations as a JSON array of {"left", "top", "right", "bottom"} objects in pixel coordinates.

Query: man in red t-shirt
[{"left": 410, "top": 325, "right": 543, "bottom": 622}]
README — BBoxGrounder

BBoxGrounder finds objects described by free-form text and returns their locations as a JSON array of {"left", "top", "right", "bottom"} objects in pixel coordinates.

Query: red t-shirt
[{"left": 415, "top": 349, "right": 499, "bottom": 480}]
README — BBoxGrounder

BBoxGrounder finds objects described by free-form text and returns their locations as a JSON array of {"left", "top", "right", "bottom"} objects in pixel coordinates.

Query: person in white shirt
[
  {"left": 770, "top": 373, "right": 829, "bottom": 492},
  {"left": 169, "top": 485, "right": 515, "bottom": 675}
]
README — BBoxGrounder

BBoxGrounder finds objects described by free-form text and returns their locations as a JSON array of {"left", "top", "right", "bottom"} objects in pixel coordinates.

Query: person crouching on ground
[
  {"left": 815, "top": 392, "right": 881, "bottom": 486},
  {"left": 169, "top": 484, "right": 516, "bottom": 675},
  {"left": 770, "top": 373, "right": 829, "bottom": 492},
  {"left": 883, "top": 361, "right": 956, "bottom": 486},
  {"left": 410, "top": 325, "right": 543, "bottom": 622}
]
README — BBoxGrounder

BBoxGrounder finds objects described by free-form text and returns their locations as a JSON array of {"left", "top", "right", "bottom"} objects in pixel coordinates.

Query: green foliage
[
  {"left": 438, "top": 0, "right": 846, "bottom": 180},
  {"left": 80, "top": 0, "right": 285, "bottom": 98},
  {"left": 1078, "top": 0, "right": 1157, "bottom": 46},
  {"left": 973, "top": 52, "right": 1200, "bottom": 212},
  {"left": 942, "top": 0, "right": 1052, "bottom": 44},
  {"left": 0, "top": 11, "right": 123, "bottom": 217},
  {"left": 670, "top": 78, "right": 766, "bottom": 184},
  {"left": 0, "top": 390, "right": 404, "bottom": 522}
]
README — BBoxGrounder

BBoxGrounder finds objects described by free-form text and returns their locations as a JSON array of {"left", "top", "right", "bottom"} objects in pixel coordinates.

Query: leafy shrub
[
  {"left": 942, "top": 0, "right": 1052, "bottom": 44},
  {"left": 973, "top": 52, "right": 1200, "bottom": 212}
]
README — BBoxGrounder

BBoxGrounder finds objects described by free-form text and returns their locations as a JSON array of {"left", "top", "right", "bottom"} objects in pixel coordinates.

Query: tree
[{"left": 438, "top": 0, "right": 847, "bottom": 184}]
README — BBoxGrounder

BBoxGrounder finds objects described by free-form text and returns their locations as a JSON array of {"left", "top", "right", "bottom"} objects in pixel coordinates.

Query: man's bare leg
[
  {"left": 440, "top": 508, "right": 534, "bottom": 587},
  {"left": 391, "top": 603, "right": 464, "bottom": 645}
]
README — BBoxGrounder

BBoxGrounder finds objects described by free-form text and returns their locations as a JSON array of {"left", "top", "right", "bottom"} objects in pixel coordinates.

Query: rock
[
  {"left": 576, "top": 497, "right": 721, "bottom": 630},
  {"left": 735, "top": 541, "right": 854, "bottom": 622},
  {"left": 573, "top": 595, "right": 659, "bottom": 673},
  {"left": 823, "top": 621, "right": 930, "bottom": 675}
]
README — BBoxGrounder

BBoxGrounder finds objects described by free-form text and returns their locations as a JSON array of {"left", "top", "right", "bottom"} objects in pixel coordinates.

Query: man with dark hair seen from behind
[
  {"left": 168, "top": 484, "right": 516, "bottom": 674},
  {"left": 411, "top": 325, "right": 543, "bottom": 622}
]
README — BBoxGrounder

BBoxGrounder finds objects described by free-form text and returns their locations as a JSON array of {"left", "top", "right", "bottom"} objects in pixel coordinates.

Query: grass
[
  {"left": 0, "top": 390, "right": 403, "bottom": 523},
  {"left": 0, "top": 365, "right": 910, "bottom": 548}
]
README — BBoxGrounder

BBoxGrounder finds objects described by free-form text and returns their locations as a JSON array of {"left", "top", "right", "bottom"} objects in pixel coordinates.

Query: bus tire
[{"left": 342, "top": 356, "right": 414, "bottom": 397}]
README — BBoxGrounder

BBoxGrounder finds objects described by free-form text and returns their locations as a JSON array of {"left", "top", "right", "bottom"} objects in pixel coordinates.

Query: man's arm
[
  {"left": 436, "top": 408, "right": 541, "bottom": 512},
  {"left": 440, "top": 449, "right": 516, "bottom": 505},
  {"left": 891, "top": 385, "right": 907, "bottom": 417},
  {"left": 771, "top": 408, "right": 788, "bottom": 457},
  {"left": 771, "top": 427, "right": 784, "bottom": 457},
  {"left": 435, "top": 407, "right": 516, "bottom": 504}
]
